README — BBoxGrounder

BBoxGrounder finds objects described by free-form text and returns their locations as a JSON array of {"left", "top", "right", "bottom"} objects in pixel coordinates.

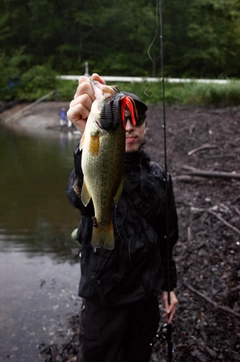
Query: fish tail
[
  {"left": 121, "top": 96, "right": 138, "bottom": 126},
  {"left": 91, "top": 222, "right": 115, "bottom": 250}
]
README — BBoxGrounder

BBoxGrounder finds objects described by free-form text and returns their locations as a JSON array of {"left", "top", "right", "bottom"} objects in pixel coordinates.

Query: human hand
[
  {"left": 162, "top": 291, "right": 178, "bottom": 324},
  {"left": 67, "top": 73, "right": 105, "bottom": 133}
]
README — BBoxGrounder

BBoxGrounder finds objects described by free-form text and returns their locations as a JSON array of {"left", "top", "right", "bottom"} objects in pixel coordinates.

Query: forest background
[{"left": 1, "top": 0, "right": 240, "bottom": 104}]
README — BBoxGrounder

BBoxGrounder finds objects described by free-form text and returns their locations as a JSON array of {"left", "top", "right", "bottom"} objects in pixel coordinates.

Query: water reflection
[
  {"left": 0, "top": 124, "right": 81, "bottom": 361},
  {"left": 0, "top": 125, "right": 81, "bottom": 255}
]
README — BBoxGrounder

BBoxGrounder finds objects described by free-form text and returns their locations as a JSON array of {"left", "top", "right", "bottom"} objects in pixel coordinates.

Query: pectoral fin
[
  {"left": 113, "top": 179, "right": 123, "bottom": 205},
  {"left": 81, "top": 180, "right": 92, "bottom": 206},
  {"left": 89, "top": 134, "right": 100, "bottom": 156},
  {"left": 80, "top": 132, "right": 85, "bottom": 151},
  {"left": 80, "top": 129, "right": 99, "bottom": 155}
]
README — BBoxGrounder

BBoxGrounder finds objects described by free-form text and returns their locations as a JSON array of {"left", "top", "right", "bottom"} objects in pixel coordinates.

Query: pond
[{"left": 0, "top": 124, "right": 82, "bottom": 361}]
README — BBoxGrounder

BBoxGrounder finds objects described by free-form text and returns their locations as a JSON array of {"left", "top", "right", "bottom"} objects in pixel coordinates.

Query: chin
[{"left": 125, "top": 145, "right": 139, "bottom": 153}]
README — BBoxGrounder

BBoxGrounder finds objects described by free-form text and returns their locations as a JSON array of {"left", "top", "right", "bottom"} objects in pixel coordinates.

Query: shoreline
[{"left": 0, "top": 101, "right": 70, "bottom": 132}]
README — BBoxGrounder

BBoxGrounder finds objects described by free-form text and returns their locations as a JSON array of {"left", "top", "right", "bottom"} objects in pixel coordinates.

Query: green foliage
[
  {"left": 181, "top": 0, "right": 240, "bottom": 78},
  {"left": 182, "top": 81, "right": 240, "bottom": 106},
  {"left": 55, "top": 79, "right": 78, "bottom": 101},
  {"left": 18, "top": 66, "right": 57, "bottom": 101},
  {"left": 102, "top": 80, "right": 240, "bottom": 107},
  {"left": 1, "top": 0, "right": 240, "bottom": 104}
]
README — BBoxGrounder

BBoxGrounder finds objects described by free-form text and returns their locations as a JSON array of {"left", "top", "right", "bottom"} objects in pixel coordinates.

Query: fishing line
[
  {"left": 158, "top": 0, "right": 167, "bottom": 173},
  {"left": 144, "top": 0, "right": 159, "bottom": 96},
  {"left": 147, "top": 0, "right": 159, "bottom": 76}
]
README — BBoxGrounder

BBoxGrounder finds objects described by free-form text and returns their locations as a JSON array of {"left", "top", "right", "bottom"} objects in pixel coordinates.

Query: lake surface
[{"left": 0, "top": 124, "right": 82, "bottom": 361}]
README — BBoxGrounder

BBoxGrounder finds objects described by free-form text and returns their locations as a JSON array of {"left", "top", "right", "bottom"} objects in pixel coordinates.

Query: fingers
[
  {"left": 92, "top": 73, "right": 106, "bottom": 84},
  {"left": 67, "top": 99, "right": 90, "bottom": 133},
  {"left": 162, "top": 291, "right": 178, "bottom": 324},
  {"left": 67, "top": 73, "right": 106, "bottom": 133}
]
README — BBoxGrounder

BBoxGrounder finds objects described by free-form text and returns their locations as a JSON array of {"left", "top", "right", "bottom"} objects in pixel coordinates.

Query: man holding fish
[{"left": 66, "top": 73, "right": 179, "bottom": 362}]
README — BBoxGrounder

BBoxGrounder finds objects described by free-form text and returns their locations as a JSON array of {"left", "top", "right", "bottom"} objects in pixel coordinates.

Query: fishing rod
[
  {"left": 159, "top": 1, "right": 174, "bottom": 361},
  {"left": 146, "top": 1, "right": 175, "bottom": 359}
]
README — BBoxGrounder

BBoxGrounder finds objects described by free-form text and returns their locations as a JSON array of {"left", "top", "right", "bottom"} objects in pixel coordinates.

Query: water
[{"left": 0, "top": 124, "right": 82, "bottom": 361}]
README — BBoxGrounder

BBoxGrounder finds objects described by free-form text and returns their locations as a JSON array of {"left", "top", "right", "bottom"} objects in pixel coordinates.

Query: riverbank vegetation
[
  {"left": 1, "top": 0, "right": 240, "bottom": 106},
  {"left": 2, "top": 74, "right": 240, "bottom": 107}
]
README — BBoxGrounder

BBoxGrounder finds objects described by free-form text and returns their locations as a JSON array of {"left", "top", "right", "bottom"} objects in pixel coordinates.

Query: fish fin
[
  {"left": 81, "top": 180, "right": 92, "bottom": 206},
  {"left": 89, "top": 134, "right": 100, "bottom": 156},
  {"left": 91, "top": 223, "right": 115, "bottom": 250},
  {"left": 80, "top": 132, "right": 85, "bottom": 150},
  {"left": 113, "top": 179, "right": 123, "bottom": 205}
]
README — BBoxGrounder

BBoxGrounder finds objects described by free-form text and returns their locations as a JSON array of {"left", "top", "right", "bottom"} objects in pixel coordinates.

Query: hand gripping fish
[{"left": 80, "top": 80, "right": 138, "bottom": 250}]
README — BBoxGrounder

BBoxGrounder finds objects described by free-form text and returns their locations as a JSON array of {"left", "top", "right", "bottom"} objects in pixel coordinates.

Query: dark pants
[{"left": 77, "top": 297, "right": 160, "bottom": 362}]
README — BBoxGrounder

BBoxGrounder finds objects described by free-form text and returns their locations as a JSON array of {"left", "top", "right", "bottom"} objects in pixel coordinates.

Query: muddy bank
[{"left": 0, "top": 101, "right": 70, "bottom": 134}]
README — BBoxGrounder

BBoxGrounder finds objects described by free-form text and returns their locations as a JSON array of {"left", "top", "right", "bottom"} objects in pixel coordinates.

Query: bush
[
  {"left": 181, "top": 81, "right": 240, "bottom": 106},
  {"left": 55, "top": 79, "right": 78, "bottom": 101},
  {"left": 18, "top": 66, "right": 57, "bottom": 101}
]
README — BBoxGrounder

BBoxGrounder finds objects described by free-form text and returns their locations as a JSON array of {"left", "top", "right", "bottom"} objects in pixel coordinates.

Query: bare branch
[
  {"left": 182, "top": 282, "right": 240, "bottom": 319},
  {"left": 172, "top": 175, "right": 206, "bottom": 182},
  {"left": 191, "top": 207, "right": 240, "bottom": 236},
  {"left": 188, "top": 144, "right": 218, "bottom": 156},
  {"left": 182, "top": 165, "right": 240, "bottom": 180}
]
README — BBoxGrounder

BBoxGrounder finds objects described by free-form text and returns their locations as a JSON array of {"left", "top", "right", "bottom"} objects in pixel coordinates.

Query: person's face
[{"left": 124, "top": 110, "right": 146, "bottom": 153}]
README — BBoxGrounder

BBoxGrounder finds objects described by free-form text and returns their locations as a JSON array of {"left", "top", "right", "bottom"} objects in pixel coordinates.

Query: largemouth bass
[{"left": 80, "top": 80, "right": 138, "bottom": 250}]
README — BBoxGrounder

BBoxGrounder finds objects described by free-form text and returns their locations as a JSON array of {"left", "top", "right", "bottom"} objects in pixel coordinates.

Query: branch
[
  {"left": 182, "top": 165, "right": 240, "bottom": 180},
  {"left": 173, "top": 175, "right": 206, "bottom": 182},
  {"left": 191, "top": 207, "right": 240, "bottom": 236},
  {"left": 233, "top": 206, "right": 240, "bottom": 217},
  {"left": 188, "top": 144, "right": 218, "bottom": 156},
  {"left": 4, "top": 90, "right": 56, "bottom": 123},
  {"left": 182, "top": 282, "right": 240, "bottom": 319}
]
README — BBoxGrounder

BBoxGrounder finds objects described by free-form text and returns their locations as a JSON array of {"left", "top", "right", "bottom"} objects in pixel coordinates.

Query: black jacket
[{"left": 66, "top": 145, "right": 178, "bottom": 307}]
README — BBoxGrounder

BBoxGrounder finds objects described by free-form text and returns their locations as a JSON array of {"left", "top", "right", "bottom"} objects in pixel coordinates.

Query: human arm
[{"left": 67, "top": 73, "right": 105, "bottom": 133}]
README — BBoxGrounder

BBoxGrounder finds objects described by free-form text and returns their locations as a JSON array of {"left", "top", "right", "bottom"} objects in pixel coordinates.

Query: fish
[{"left": 79, "top": 80, "right": 138, "bottom": 250}]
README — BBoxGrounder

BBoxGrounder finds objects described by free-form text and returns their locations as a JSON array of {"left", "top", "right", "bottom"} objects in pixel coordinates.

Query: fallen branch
[
  {"left": 188, "top": 144, "right": 218, "bottom": 156},
  {"left": 182, "top": 282, "right": 240, "bottom": 319},
  {"left": 4, "top": 90, "right": 57, "bottom": 123},
  {"left": 172, "top": 175, "right": 206, "bottom": 182},
  {"left": 191, "top": 207, "right": 240, "bottom": 236},
  {"left": 233, "top": 206, "right": 240, "bottom": 217},
  {"left": 182, "top": 165, "right": 240, "bottom": 180}
]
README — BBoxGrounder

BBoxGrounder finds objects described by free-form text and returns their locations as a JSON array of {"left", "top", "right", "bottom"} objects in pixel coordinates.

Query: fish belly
[{"left": 81, "top": 127, "right": 125, "bottom": 250}]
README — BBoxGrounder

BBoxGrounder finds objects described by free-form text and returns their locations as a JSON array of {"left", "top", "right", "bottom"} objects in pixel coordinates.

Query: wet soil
[
  {"left": 2, "top": 103, "right": 240, "bottom": 361},
  {"left": 147, "top": 105, "right": 240, "bottom": 362}
]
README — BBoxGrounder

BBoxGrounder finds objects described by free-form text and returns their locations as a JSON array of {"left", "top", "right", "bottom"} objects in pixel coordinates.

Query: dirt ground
[
  {"left": 1, "top": 102, "right": 240, "bottom": 361},
  {"left": 147, "top": 105, "right": 240, "bottom": 361}
]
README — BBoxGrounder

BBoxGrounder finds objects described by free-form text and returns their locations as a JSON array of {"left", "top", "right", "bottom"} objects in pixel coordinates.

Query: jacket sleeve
[
  {"left": 160, "top": 173, "right": 178, "bottom": 291},
  {"left": 66, "top": 143, "right": 94, "bottom": 216}
]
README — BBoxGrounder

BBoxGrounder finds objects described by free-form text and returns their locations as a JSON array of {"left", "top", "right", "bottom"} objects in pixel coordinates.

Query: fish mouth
[{"left": 95, "top": 120, "right": 104, "bottom": 130}]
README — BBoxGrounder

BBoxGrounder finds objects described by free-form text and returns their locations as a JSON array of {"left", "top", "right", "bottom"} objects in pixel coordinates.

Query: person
[
  {"left": 59, "top": 107, "right": 67, "bottom": 129},
  {"left": 66, "top": 73, "right": 179, "bottom": 362}
]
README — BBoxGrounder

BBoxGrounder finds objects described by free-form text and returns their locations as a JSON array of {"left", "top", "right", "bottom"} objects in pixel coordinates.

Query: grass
[
  {"left": 2, "top": 76, "right": 240, "bottom": 107},
  {"left": 56, "top": 78, "right": 240, "bottom": 107}
]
